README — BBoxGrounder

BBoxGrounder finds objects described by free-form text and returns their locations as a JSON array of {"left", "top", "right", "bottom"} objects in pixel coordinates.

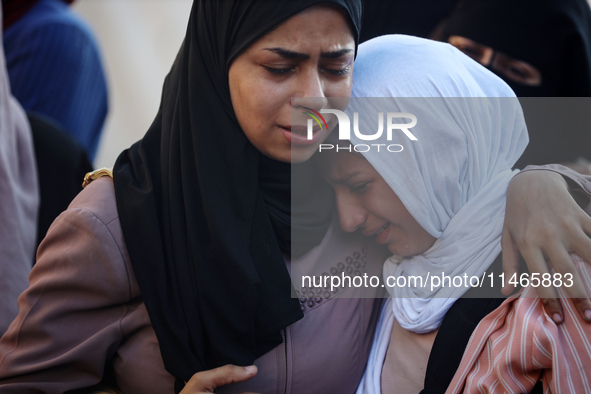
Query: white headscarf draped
[
  {"left": 353, "top": 34, "right": 528, "bottom": 394},
  {"left": 350, "top": 35, "right": 529, "bottom": 333}
]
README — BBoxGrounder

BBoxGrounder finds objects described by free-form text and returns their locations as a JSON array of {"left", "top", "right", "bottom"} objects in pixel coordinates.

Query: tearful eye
[
  {"left": 350, "top": 182, "right": 369, "bottom": 194},
  {"left": 263, "top": 66, "right": 295, "bottom": 75},
  {"left": 325, "top": 67, "right": 349, "bottom": 77}
]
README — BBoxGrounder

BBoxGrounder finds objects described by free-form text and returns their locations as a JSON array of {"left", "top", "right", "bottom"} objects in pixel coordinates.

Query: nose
[
  {"left": 335, "top": 192, "right": 366, "bottom": 233},
  {"left": 291, "top": 69, "right": 328, "bottom": 112}
]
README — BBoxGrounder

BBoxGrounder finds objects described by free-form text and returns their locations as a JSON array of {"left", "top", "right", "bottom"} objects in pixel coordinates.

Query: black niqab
[
  {"left": 113, "top": 0, "right": 362, "bottom": 385},
  {"left": 442, "top": 0, "right": 591, "bottom": 97}
]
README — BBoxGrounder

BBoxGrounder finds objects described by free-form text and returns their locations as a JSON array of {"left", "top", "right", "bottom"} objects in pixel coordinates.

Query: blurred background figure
[
  {"left": 438, "top": 0, "right": 591, "bottom": 170},
  {"left": 2, "top": 0, "right": 108, "bottom": 161},
  {"left": 360, "top": 0, "right": 591, "bottom": 171},
  {"left": 359, "top": 0, "right": 454, "bottom": 43},
  {"left": 439, "top": 0, "right": 591, "bottom": 97},
  {"left": 27, "top": 112, "right": 92, "bottom": 251},
  {"left": 361, "top": 0, "right": 591, "bottom": 98},
  {"left": 0, "top": 2, "right": 38, "bottom": 335},
  {"left": 2, "top": 0, "right": 98, "bottom": 250}
]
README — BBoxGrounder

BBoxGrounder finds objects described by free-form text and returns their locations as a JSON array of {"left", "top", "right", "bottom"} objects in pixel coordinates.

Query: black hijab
[
  {"left": 442, "top": 0, "right": 591, "bottom": 97},
  {"left": 113, "top": 0, "right": 362, "bottom": 385}
]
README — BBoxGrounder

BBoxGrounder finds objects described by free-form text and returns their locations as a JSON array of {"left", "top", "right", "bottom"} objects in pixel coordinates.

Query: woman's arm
[
  {"left": 503, "top": 164, "right": 591, "bottom": 324},
  {"left": 0, "top": 201, "right": 132, "bottom": 391}
]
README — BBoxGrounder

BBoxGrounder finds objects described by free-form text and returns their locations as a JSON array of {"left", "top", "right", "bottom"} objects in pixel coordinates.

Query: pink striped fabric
[{"left": 447, "top": 254, "right": 591, "bottom": 393}]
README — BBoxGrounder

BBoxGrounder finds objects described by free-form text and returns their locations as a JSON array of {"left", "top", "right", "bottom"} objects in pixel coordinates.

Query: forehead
[{"left": 250, "top": 5, "right": 355, "bottom": 52}]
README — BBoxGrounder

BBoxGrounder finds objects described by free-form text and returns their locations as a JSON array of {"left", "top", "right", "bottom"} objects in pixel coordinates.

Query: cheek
[
  {"left": 230, "top": 87, "right": 254, "bottom": 133},
  {"left": 231, "top": 81, "right": 271, "bottom": 134},
  {"left": 330, "top": 75, "right": 353, "bottom": 98},
  {"left": 339, "top": 63, "right": 354, "bottom": 96},
  {"left": 411, "top": 226, "right": 436, "bottom": 253},
  {"left": 241, "top": 81, "right": 289, "bottom": 121}
]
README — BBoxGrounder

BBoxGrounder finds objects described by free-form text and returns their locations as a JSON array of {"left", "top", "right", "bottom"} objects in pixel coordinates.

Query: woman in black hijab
[
  {"left": 113, "top": 0, "right": 362, "bottom": 388},
  {"left": 0, "top": 1, "right": 380, "bottom": 393}
]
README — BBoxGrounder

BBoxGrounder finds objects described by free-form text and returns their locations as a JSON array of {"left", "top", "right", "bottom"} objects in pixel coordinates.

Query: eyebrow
[{"left": 263, "top": 47, "right": 353, "bottom": 60}]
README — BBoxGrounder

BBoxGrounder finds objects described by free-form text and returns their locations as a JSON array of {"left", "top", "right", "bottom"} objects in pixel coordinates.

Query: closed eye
[
  {"left": 350, "top": 182, "right": 370, "bottom": 194},
  {"left": 324, "top": 67, "right": 350, "bottom": 77},
  {"left": 263, "top": 65, "right": 295, "bottom": 75}
]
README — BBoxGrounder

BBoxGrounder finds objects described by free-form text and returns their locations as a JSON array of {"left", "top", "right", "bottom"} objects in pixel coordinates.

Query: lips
[
  {"left": 375, "top": 224, "right": 390, "bottom": 244},
  {"left": 279, "top": 124, "right": 322, "bottom": 145},
  {"left": 363, "top": 223, "right": 390, "bottom": 244},
  {"left": 363, "top": 223, "right": 388, "bottom": 237},
  {"left": 290, "top": 124, "right": 321, "bottom": 136}
]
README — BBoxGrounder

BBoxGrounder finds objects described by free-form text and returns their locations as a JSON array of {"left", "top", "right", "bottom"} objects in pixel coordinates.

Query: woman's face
[
  {"left": 228, "top": 5, "right": 355, "bottom": 163},
  {"left": 325, "top": 151, "right": 437, "bottom": 257}
]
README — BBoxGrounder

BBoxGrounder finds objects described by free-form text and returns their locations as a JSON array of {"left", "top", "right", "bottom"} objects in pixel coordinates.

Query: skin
[
  {"left": 324, "top": 151, "right": 436, "bottom": 257},
  {"left": 228, "top": 5, "right": 355, "bottom": 163},
  {"left": 182, "top": 364, "right": 258, "bottom": 393},
  {"left": 502, "top": 170, "right": 591, "bottom": 323}
]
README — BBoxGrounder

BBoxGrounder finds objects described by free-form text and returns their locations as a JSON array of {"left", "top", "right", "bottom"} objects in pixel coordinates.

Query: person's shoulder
[
  {"left": 42, "top": 173, "right": 139, "bottom": 297},
  {"left": 67, "top": 174, "right": 120, "bottom": 233}
]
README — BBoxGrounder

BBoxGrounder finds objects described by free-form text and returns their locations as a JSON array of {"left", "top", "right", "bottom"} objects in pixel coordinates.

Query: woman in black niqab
[
  {"left": 441, "top": 0, "right": 591, "bottom": 97},
  {"left": 112, "top": 0, "right": 362, "bottom": 384},
  {"left": 440, "top": 0, "right": 591, "bottom": 168}
]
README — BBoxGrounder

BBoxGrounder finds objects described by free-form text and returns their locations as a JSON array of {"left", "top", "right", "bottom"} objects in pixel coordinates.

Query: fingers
[
  {"left": 574, "top": 218, "right": 591, "bottom": 264},
  {"left": 545, "top": 238, "right": 591, "bottom": 323},
  {"left": 182, "top": 364, "right": 257, "bottom": 393},
  {"left": 503, "top": 169, "right": 591, "bottom": 324},
  {"left": 540, "top": 298, "right": 564, "bottom": 324},
  {"left": 571, "top": 298, "right": 591, "bottom": 322},
  {"left": 518, "top": 246, "right": 564, "bottom": 323},
  {"left": 522, "top": 242, "right": 591, "bottom": 324},
  {"left": 501, "top": 227, "right": 520, "bottom": 296}
]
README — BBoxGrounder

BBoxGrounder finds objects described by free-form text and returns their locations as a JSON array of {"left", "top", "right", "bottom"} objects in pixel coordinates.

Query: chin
[
  {"left": 259, "top": 146, "right": 316, "bottom": 163},
  {"left": 387, "top": 245, "right": 418, "bottom": 258},
  {"left": 289, "top": 147, "right": 317, "bottom": 163}
]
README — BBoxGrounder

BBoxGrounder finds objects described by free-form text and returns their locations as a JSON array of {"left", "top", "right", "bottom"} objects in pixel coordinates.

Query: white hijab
[
  {"left": 350, "top": 35, "right": 528, "bottom": 333},
  {"left": 353, "top": 34, "right": 528, "bottom": 393}
]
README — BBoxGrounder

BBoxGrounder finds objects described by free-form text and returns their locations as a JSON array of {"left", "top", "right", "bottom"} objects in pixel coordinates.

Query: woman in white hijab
[{"left": 323, "top": 35, "right": 591, "bottom": 393}]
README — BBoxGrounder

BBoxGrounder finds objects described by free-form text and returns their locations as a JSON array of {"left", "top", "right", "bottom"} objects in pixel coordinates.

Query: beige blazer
[{"left": 0, "top": 176, "right": 386, "bottom": 393}]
